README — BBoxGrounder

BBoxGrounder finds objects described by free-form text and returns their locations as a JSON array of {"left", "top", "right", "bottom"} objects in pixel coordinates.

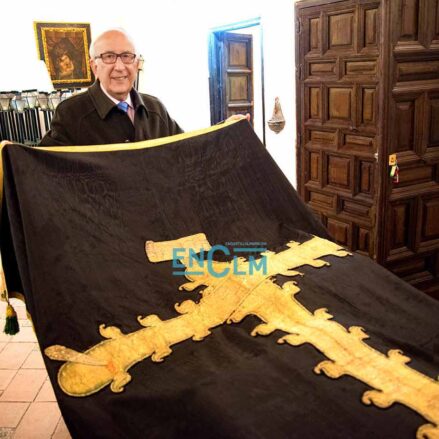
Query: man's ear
[{"left": 90, "top": 59, "right": 98, "bottom": 76}]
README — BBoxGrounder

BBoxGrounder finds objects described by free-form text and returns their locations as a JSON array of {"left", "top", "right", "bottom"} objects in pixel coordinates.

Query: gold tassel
[{"left": 3, "top": 291, "right": 20, "bottom": 335}]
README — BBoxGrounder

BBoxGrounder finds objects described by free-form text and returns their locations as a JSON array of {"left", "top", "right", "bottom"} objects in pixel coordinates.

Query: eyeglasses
[{"left": 95, "top": 52, "right": 137, "bottom": 64}]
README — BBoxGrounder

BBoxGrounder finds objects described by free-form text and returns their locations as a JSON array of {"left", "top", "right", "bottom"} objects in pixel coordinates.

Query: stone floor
[{"left": 0, "top": 298, "right": 71, "bottom": 439}]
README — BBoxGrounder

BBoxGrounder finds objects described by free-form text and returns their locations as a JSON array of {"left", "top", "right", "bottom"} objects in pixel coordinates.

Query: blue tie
[{"left": 117, "top": 101, "right": 129, "bottom": 113}]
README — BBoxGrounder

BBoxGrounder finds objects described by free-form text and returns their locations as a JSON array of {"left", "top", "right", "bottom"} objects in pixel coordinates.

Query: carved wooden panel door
[
  {"left": 209, "top": 32, "right": 254, "bottom": 124},
  {"left": 296, "top": 0, "right": 439, "bottom": 296},
  {"left": 223, "top": 32, "right": 254, "bottom": 121},
  {"left": 382, "top": 0, "right": 439, "bottom": 295},
  {"left": 296, "top": 0, "right": 381, "bottom": 258}
]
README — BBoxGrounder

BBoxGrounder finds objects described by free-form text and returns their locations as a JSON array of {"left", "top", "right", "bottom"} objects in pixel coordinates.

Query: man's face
[{"left": 90, "top": 31, "right": 138, "bottom": 101}]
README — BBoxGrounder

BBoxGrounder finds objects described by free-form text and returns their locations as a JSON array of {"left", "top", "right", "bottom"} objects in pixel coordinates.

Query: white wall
[
  {"left": 261, "top": 1, "right": 297, "bottom": 186},
  {"left": 0, "top": 0, "right": 298, "bottom": 185}
]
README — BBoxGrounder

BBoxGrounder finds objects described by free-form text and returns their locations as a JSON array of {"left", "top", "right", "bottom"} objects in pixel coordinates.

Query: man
[{"left": 40, "top": 28, "right": 184, "bottom": 146}]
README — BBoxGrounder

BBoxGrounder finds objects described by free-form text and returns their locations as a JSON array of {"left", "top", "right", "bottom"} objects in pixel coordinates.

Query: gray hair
[{"left": 89, "top": 28, "right": 137, "bottom": 59}]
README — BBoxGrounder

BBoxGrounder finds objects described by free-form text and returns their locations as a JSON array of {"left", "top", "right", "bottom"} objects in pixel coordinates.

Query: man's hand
[{"left": 226, "top": 113, "right": 251, "bottom": 123}]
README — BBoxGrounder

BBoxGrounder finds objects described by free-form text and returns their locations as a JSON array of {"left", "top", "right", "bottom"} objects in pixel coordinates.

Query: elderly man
[{"left": 40, "top": 28, "right": 184, "bottom": 146}]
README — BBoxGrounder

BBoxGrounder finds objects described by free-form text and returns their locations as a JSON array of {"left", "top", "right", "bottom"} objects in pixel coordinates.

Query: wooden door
[
  {"left": 209, "top": 32, "right": 254, "bottom": 123},
  {"left": 381, "top": 0, "right": 439, "bottom": 296},
  {"left": 224, "top": 33, "right": 254, "bottom": 121},
  {"left": 296, "top": 0, "right": 382, "bottom": 259}
]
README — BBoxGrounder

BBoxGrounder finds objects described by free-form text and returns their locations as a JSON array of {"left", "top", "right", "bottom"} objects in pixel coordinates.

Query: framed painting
[{"left": 34, "top": 22, "right": 94, "bottom": 89}]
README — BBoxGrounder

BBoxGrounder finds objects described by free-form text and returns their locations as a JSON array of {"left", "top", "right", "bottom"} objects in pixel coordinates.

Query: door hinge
[
  {"left": 297, "top": 133, "right": 302, "bottom": 148},
  {"left": 296, "top": 64, "right": 303, "bottom": 80}
]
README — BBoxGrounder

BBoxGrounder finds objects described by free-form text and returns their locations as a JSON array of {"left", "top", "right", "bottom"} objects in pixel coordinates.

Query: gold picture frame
[{"left": 34, "top": 22, "right": 94, "bottom": 89}]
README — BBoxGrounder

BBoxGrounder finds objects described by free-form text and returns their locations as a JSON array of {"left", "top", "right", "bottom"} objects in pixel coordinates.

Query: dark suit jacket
[{"left": 40, "top": 81, "right": 183, "bottom": 146}]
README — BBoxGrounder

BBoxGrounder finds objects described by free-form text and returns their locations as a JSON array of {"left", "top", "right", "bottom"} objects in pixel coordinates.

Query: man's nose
[{"left": 114, "top": 56, "right": 126, "bottom": 68}]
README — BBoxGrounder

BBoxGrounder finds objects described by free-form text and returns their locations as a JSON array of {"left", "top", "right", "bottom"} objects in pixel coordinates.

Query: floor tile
[
  {"left": 0, "top": 343, "right": 34, "bottom": 369},
  {"left": 0, "top": 296, "right": 69, "bottom": 438},
  {"left": 0, "top": 402, "right": 29, "bottom": 427},
  {"left": 0, "top": 332, "right": 12, "bottom": 344},
  {"left": 14, "top": 402, "right": 60, "bottom": 439},
  {"left": 0, "top": 370, "right": 16, "bottom": 391},
  {"left": 52, "top": 417, "right": 72, "bottom": 439},
  {"left": 22, "top": 350, "right": 45, "bottom": 369},
  {"left": 35, "top": 379, "right": 56, "bottom": 402},
  {"left": 10, "top": 326, "right": 37, "bottom": 343},
  {"left": 0, "top": 369, "right": 46, "bottom": 402}
]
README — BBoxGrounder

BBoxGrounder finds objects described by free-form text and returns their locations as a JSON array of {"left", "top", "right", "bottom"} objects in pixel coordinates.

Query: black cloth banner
[{"left": 1, "top": 121, "right": 439, "bottom": 439}]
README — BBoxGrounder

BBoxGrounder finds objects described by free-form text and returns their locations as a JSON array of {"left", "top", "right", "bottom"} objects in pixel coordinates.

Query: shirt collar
[
  {"left": 100, "top": 82, "right": 133, "bottom": 108},
  {"left": 88, "top": 80, "right": 147, "bottom": 120}
]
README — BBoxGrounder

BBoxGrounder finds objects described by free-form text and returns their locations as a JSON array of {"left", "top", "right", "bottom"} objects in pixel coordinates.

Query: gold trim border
[{"left": 36, "top": 118, "right": 241, "bottom": 153}]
